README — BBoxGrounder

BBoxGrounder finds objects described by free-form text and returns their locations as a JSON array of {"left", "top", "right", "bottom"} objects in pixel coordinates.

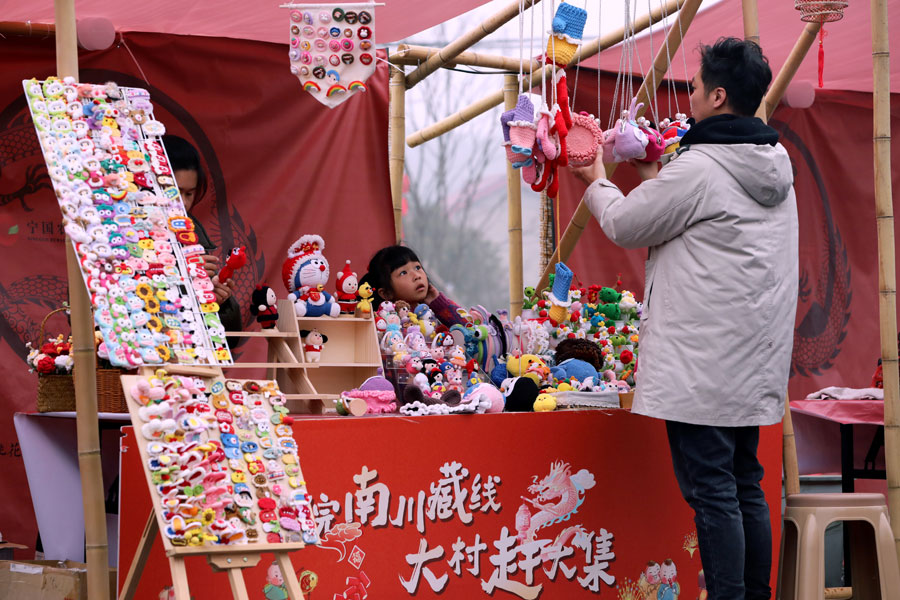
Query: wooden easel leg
[
  {"left": 225, "top": 567, "right": 251, "bottom": 600},
  {"left": 277, "top": 553, "right": 306, "bottom": 600},
  {"left": 119, "top": 510, "right": 158, "bottom": 600},
  {"left": 169, "top": 556, "right": 191, "bottom": 600}
]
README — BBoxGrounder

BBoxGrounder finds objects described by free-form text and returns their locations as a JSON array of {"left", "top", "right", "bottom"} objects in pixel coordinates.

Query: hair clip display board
[
  {"left": 22, "top": 77, "right": 232, "bottom": 368},
  {"left": 283, "top": 2, "right": 380, "bottom": 108},
  {"left": 118, "top": 366, "right": 316, "bottom": 599}
]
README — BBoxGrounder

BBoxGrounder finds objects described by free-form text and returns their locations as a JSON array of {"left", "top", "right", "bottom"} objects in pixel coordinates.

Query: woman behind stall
[{"left": 163, "top": 134, "right": 242, "bottom": 336}]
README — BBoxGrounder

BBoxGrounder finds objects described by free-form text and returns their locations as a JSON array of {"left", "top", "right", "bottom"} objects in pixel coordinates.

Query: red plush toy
[{"left": 218, "top": 246, "right": 248, "bottom": 284}]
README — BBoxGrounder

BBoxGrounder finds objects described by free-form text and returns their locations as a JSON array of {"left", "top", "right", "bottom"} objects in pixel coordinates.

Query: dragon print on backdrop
[
  {"left": 772, "top": 120, "right": 853, "bottom": 378},
  {"left": 0, "top": 68, "right": 264, "bottom": 362}
]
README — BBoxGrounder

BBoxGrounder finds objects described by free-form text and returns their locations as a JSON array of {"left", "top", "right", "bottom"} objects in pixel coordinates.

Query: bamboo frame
[
  {"left": 391, "top": 44, "right": 542, "bottom": 72},
  {"left": 0, "top": 21, "right": 56, "bottom": 36},
  {"left": 389, "top": 66, "right": 406, "bottom": 242},
  {"left": 405, "top": 0, "right": 686, "bottom": 148},
  {"left": 782, "top": 398, "right": 801, "bottom": 496},
  {"left": 504, "top": 74, "right": 524, "bottom": 319},
  {"left": 404, "top": 0, "right": 542, "bottom": 89},
  {"left": 741, "top": 0, "right": 760, "bottom": 46},
  {"left": 54, "top": 1, "right": 111, "bottom": 598},
  {"left": 756, "top": 21, "right": 822, "bottom": 121},
  {"left": 536, "top": 0, "right": 703, "bottom": 292},
  {"left": 870, "top": 0, "right": 899, "bottom": 567}
]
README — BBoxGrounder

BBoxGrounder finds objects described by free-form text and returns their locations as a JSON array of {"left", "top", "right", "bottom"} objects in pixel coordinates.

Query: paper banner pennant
[{"left": 285, "top": 2, "right": 377, "bottom": 108}]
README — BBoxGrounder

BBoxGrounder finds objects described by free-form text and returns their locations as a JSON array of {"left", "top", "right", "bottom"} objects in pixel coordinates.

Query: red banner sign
[{"left": 119, "top": 411, "right": 782, "bottom": 599}]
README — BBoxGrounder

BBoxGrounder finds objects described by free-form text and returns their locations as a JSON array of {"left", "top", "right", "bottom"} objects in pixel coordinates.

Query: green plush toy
[
  {"left": 522, "top": 286, "right": 538, "bottom": 310},
  {"left": 598, "top": 286, "right": 621, "bottom": 304},
  {"left": 597, "top": 302, "right": 621, "bottom": 321}
]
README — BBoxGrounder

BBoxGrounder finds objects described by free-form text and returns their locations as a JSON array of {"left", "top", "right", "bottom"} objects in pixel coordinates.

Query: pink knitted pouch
[{"left": 566, "top": 112, "right": 603, "bottom": 167}]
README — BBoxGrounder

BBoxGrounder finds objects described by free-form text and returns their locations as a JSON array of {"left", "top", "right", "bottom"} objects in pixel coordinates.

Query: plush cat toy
[
  {"left": 282, "top": 234, "right": 340, "bottom": 317},
  {"left": 250, "top": 285, "right": 278, "bottom": 329}
]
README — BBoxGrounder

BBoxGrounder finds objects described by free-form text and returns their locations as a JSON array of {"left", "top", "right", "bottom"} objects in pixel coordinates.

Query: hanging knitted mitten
[
  {"left": 508, "top": 94, "right": 538, "bottom": 157},
  {"left": 554, "top": 70, "right": 573, "bottom": 129}
]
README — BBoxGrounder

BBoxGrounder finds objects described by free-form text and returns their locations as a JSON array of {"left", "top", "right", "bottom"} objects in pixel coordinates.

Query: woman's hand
[
  {"left": 202, "top": 253, "right": 220, "bottom": 279},
  {"left": 212, "top": 275, "right": 235, "bottom": 304}
]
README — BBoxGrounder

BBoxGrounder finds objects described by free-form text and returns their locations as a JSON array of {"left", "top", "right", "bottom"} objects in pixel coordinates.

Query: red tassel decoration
[{"left": 817, "top": 27, "right": 826, "bottom": 88}]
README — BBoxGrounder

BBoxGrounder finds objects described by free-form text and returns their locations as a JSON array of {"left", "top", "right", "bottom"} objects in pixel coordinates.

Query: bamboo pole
[
  {"left": 536, "top": 0, "right": 703, "bottom": 292},
  {"left": 0, "top": 21, "right": 56, "bottom": 36},
  {"left": 404, "top": 0, "right": 542, "bottom": 89},
  {"left": 504, "top": 74, "right": 524, "bottom": 319},
  {"left": 391, "top": 44, "right": 542, "bottom": 72},
  {"left": 55, "top": 2, "right": 110, "bottom": 598},
  {"left": 870, "top": 0, "right": 900, "bottom": 567},
  {"left": 389, "top": 66, "right": 406, "bottom": 243},
  {"left": 406, "top": 0, "right": 686, "bottom": 148},
  {"left": 782, "top": 398, "right": 800, "bottom": 496},
  {"left": 741, "top": 0, "right": 760, "bottom": 46},
  {"left": 756, "top": 21, "right": 822, "bottom": 121}
]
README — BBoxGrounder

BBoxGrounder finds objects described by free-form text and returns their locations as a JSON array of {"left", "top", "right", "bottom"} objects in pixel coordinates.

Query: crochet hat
[
  {"left": 282, "top": 234, "right": 325, "bottom": 293},
  {"left": 507, "top": 94, "right": 537, "bottom": 156},
  {"left": 546, "top": 2, "right": 587, "bottom": 66},
  {"left": 566, "top": 111, "right": 603, "bottom": 167},
  {"left": 548, "top": 262, "right": 574, "bottom": 306}
]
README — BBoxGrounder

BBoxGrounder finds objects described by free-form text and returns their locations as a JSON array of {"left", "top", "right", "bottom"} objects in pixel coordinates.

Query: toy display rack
[
  {"left": 118, "top": 364, "right": 309, "bottom": 600},
  {"left": 226, "top": 299, "right": 382, "bottom": 414}
]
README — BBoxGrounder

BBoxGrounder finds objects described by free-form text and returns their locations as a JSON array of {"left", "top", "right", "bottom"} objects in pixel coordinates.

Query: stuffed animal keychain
[{"left": 218, "top": 246, "right": 248, "bottom": 284}]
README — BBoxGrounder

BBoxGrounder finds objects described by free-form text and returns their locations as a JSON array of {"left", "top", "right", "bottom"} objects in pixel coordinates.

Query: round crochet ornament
[{"left": 566, "top": 112, "right": 603, "bottom": 167}]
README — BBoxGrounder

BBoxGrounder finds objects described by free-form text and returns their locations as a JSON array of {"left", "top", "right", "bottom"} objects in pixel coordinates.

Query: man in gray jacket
[{"left": 573, "top": 38, "right": 798, "bottom": 600}]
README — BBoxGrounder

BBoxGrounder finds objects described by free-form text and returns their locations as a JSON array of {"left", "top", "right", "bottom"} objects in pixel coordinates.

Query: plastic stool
[{"left": 779, "top": 493, "right": 900, "bottom": 600}]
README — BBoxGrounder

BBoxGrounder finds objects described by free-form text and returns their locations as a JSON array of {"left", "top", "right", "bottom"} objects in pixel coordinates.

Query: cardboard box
[{"left": 0, "top": 560, "right": 87, "bottom": 600}]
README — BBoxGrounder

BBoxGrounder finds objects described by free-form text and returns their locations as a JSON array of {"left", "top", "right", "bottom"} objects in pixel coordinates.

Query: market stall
[{"left": 2, "top": 0, "right": 898, "bottom": 597}]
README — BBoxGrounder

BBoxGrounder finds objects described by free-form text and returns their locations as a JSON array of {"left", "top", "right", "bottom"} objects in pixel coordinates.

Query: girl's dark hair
[
  {"left": 698, "top": 37, "right": 772, "bottom": 117},
  {"left": 361, "top": 245, "right": 422, "bottom": 309},
  {"left": 162, "top": 134, "right": 207, "bottom": 207}
]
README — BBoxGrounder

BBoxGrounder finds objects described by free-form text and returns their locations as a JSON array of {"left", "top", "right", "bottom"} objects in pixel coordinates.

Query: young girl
[{"left": 362, "top": 245, "right": 467, "bottom": 328}]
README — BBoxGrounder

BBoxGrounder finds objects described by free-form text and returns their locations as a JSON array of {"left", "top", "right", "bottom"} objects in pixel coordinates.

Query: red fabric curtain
[{"left": 0, "top": 32, "right": 393, "bottom": 550}]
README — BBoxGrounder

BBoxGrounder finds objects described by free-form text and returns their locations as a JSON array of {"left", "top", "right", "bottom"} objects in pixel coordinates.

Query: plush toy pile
[
  {"left": 358, "top": 261, "right": 641, "bottom": 416},
  {"left": 128, "top": 368, "right": 319, "bottom": 547}
]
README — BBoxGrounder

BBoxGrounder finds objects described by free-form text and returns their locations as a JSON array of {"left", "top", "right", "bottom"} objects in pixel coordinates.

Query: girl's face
[
  {"left": 384, "top": 260, "right": 428, "bottom": 303},
  {"left": 173, "top": 168, "right": 198, "bottom": 211}
]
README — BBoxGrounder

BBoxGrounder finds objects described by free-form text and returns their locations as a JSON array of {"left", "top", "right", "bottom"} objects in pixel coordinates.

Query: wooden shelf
[
  {"left": 223, "top": 362, "right": 319, "bottom": 369},
  {"left": 296, "top": 316, "right": 374, "bottom": 323},
  {"left": 225, "top": 331, "right": 295, "bottom": 338},
  {"left": 314, "top": 362, "right": 383, "bottom": 368}
]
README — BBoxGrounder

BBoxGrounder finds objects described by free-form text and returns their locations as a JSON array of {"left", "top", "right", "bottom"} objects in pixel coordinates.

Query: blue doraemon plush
[{"left": 282, "top": 234, "right": 340, "bottom": 318}]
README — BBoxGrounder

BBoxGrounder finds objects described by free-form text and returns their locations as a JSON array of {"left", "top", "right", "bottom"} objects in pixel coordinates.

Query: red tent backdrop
[
  {"left": 557, "top": 69, "right": 900, "bottom": 402},
  {"left": 3, "top": 0, "right": 494, "bottom": 45},
  {"left": 589, "top": 0, "right": 900, "bottom": 93},
  {"left": 0, "top": 32, "right": 394, "bottom": 552}
]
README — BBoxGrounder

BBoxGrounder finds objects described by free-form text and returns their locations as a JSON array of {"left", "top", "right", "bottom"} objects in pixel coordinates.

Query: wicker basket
[{"left": 33, "top": 307, "right": 129, "bottom": 413}]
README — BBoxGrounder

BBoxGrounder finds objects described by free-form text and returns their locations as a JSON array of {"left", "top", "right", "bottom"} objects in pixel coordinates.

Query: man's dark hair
[{"left": 698, "top": 37, "right": 772, "bottom": 117}]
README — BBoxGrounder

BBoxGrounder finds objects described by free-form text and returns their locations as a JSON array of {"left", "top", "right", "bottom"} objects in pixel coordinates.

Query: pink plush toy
[
  {"left": 612, "top": 98, "right": 649, "bottom": 163},
  {"left": 342, "top": 373, "right": 397, "bottom": 414},
  {"left": 637, "top": 117, "right": 665, "bottom": 163}
]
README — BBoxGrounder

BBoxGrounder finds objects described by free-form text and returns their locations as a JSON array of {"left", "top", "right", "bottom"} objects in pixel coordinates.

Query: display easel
[
  {"left": 117, "top": 365, "right": 309, "bottom": 600},
  {"left": 227, "top": 299, "right": 382, "bottom": 414}
]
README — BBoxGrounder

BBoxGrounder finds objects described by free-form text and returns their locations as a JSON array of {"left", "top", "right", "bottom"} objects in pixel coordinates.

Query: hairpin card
[
  {"left": 23, "top": 77, "right": 232, "bottom": 368},
  {"left": 123, "top": 368, "right": 318, "bottom": 550}
]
